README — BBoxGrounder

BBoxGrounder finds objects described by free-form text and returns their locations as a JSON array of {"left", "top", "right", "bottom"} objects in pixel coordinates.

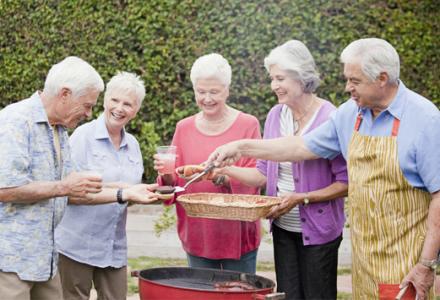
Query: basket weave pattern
[{"left": 177, "top": 193, "right": 282, "bottom": 222}]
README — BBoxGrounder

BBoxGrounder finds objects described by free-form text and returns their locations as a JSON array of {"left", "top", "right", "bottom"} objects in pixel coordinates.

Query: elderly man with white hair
[
  {"left": 0, "top": 56, "right": 105, "bottom": 299},
  {"left": 209, "top": 38, "right": 440, "bottom": 299},
  {"left": 55, "top": 71, "right": 158, "bottom": 300},
  {"left": 154, "top": 53, "right": 262, "bottom": 274}
]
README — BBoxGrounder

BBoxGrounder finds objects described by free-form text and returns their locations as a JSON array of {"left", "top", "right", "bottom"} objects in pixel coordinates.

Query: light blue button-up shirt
[
  {"left": 304, "top": 81, "right": 440, "bottom": 193},
  {"left": 0, "top": 92, "right": 73, "bottom": 281},
  {"left": 55, "top": 114, "right": 143, "bottom": 268}
]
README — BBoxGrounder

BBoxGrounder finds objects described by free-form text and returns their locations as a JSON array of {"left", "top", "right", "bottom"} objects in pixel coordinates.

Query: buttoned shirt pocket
[
  {"left": 126, "top": 154, "right": 144, "bottom": 182},
  {"left": 89, "top": 150, "right": 108, "bottom": 171}
]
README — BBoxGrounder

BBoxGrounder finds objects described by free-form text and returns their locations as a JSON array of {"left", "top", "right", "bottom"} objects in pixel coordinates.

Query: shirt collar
[
  {"left": 95, "top": 114, "right": 128, "bottom": 148},
  {"left": 385, "top": 80, "right": 407, "bottom": 120},
  {"left": 32, "top": 92, "right": 51, "bottom": 124},
  {"left": 359, "top": 80, "right": 407, "bottom": 120}
]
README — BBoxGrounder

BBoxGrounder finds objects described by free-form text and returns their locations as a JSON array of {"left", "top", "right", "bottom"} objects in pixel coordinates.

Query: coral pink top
[{"left": 164, "top": 112, "right": 261, "bottom": 259}]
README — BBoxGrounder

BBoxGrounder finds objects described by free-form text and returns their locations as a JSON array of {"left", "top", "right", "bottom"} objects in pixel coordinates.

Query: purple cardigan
[{"left": 257, "top": 101, "right": 348, "bottom": 246}]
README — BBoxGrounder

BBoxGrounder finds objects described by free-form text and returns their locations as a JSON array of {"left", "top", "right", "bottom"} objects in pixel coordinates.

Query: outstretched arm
[{"left": 208, "top": 136, "right": 319, "bottom": 168}]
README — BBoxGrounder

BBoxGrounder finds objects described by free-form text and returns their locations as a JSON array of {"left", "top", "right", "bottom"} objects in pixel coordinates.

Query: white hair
[
  {"left": 190, "top": 53, "right": 232, "bottom": 87},
  {"left": 104, "top": 71, "right": 146, "bottom": 106},
  {"left": 43, "top": 56, "right": 104, "bottom": 98},
  {"left": 340, "top": 38, "right": 400, "bottom": 83},
  {"left": 264, "top": 40, "right": 320, "bottom": 93}
]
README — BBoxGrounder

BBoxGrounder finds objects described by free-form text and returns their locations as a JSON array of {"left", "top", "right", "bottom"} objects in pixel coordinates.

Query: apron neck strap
[{"left": 354, "top": 112, "right": 400, "bottom": 137}]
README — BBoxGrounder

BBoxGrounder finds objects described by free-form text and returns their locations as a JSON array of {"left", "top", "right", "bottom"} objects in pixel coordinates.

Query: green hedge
[{"left": 1, "top": 0, "right": 438, "bottom": 182}]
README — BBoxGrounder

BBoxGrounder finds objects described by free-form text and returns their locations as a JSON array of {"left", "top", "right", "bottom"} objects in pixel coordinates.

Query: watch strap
[{"left": 116, "top": 188, "right": 126, "bottom": 204}]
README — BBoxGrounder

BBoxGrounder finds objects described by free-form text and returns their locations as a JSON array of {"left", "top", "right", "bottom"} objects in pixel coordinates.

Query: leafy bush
[{"left": 1, "top": 0, "right": 438, "bottom": 182}]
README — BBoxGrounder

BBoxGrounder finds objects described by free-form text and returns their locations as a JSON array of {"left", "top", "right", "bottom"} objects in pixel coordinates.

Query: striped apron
[{"left": 347, "top": 113, "right": 433, "bottom": 299}]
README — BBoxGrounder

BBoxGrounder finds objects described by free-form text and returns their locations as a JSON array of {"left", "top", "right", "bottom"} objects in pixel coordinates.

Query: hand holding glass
[{"left": 156, "top": 146, "right": 176, "bottom": 175}]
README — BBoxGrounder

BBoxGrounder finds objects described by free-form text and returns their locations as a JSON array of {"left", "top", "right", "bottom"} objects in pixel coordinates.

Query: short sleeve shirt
[
  {"left": 304, "top": 81, "right": 440, "bottom": 193},
  {"left": 0, "top": 92, "right": 73, "bottom": 281}
]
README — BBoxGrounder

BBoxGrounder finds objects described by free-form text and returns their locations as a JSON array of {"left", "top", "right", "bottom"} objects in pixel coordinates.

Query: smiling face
[
  {"left": 343, "top": 63, "right": 385, "bottom": 109},
  {"left": 59, "top": 88, "right": 100, "bottom": 128},
  {"left": 269, "top": 65, "right": 304, "bottom": 104},
  {"left": 103, "top": 89, "right": 140, "bottom": 130},
  {"left": 193, "top": 78, "right": 229, "bottom": 117}
]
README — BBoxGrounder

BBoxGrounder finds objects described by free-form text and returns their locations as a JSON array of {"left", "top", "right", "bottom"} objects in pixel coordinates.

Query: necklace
[{"left": 293, "top": 99, "right": 315, "bottom": 135}]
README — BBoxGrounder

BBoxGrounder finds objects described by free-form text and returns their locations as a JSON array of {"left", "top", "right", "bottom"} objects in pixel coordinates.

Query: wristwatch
[
  {"left": 116, "top": 188, "right": 127, "bottom": 204},
  {"left": 303, "top": 193, "right": 310, "bottom": 206},
  {"left": 419, "top": 258, "right": 439, "bottom": 271}
]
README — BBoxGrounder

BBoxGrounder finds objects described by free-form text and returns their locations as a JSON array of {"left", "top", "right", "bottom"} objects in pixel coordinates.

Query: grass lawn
[{"left": 127, "top": 256, "right": 354, "bottom": 299}]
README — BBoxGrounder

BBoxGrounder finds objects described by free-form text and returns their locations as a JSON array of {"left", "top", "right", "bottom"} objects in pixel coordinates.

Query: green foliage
[
  {"left": 1, "top": 0, "right": 438, "bottom": 182},
  {"left": 153, "top": 205, "right": 177, "bottom": 237}
]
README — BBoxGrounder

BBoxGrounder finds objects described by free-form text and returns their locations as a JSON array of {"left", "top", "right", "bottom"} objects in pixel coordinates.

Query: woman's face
[
  {"left": 194, "top": 78, "right": 229, "bottom": 116},
  {"left": 103, "top": 89, "right": 140, "bottom": 130},
  {"left": 269, "top": 65, "right": 304, "bottom": 104}
]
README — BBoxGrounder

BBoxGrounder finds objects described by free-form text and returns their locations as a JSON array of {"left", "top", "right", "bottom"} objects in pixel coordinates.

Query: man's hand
[
  {"left": 265, "top": 193, "right": 304, "bottom": 219},
  {"left": 207, "top": 142, "right": 242, "bottom": 168},
  {"left": 400, "top": 263, "right": 435, "bottom": 300},
  {"left": 125, "top": 184, "right": 158, "bottom": 205},
  {"left": 60, "top": 172, "right": 103, "bottom": 197}
]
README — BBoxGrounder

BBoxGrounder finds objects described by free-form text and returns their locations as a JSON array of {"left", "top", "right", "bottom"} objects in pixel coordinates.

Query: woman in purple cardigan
[{"left": 220, "top": 40, "right": 348, "bottom": 300}]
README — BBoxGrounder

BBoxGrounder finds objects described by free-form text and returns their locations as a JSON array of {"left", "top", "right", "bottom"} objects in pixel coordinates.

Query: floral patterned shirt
[{"left": 0, "top": 92, "right": 73, "bottom": 281}]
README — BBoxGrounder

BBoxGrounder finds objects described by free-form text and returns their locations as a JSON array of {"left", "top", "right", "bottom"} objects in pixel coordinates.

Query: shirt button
[
  {"left": 318, "top": 209, "right": 323, "bottom": 213},
  {"left": 304, "top": 236, "right": 310, "bottom": 241},
  {"left": 294, "top": 178, "right": 299, "bottom": 183},
  {"left": 301, "top": 218, "right": 306, "bottom": 222}
]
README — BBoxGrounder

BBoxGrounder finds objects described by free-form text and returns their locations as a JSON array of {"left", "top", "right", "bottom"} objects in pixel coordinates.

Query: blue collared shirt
[
  {"left": 0, "top": 92, "right": 73, "bottom": 281},
  {"left": 304, "top": 81, "right": 440, "bottom": 193},
  {"left": 55, "top": 114, "right": 143, "bottom": 268}
]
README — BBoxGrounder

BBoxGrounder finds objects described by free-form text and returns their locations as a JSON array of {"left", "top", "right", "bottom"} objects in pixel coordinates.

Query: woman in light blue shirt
[{"left": 55, "top": 72, "right": 156, "bottom": 300}]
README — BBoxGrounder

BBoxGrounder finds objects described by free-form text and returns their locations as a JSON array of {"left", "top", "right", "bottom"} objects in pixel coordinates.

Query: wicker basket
[{"left": 176, "top": 193, "right": 282, "bottom": 222}]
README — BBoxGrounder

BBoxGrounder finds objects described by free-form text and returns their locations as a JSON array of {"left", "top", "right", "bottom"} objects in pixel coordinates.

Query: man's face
[
  {"left": 61, "top": 89, "right": 100, "bottom": 128},
  {"left": 343, "top": 63, "right": 383, "bottom": 109}
]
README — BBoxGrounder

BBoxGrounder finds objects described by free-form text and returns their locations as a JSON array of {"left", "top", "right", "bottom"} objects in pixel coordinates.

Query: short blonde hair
[
  {"left": 190, "top": 53, "right": 232, "bottom": 87},
  {"left": 104, "top": 72, "right": 145, "bottom": 106}
]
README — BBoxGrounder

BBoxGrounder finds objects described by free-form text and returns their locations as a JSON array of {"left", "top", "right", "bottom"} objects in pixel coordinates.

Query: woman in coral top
[{"left": 154, "top": 53, "right": 261, "bottom": 274}]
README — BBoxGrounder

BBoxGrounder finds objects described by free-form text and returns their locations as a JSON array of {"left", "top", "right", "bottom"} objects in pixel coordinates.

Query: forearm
[
  {"left": 222, "top": 166, "right": 267, "bottom": 188},
  {"left": 0, "top": 181, "right": 66, "bottom": 203},
  {"left": 238, "top": 136, "right": 319, "bottom": 162},
  {"left": 103, "top": 182, "right": 132, "bottom": 189},
  {"left": 419, "top": 191, "right": 440, "bottom": 260},
  {"left": 301, "top": 181, "right": 348, "bottom": 203},
  {"left": 69, "top": 188, "right": 120, "bottom": 205}
]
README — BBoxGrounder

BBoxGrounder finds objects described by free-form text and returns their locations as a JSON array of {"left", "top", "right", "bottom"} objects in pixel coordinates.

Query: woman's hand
[
  {"left": 153, "top": 154, "right": 166, "bottom": 174},
  {"left": 125, "top": 184, "right": 159, "bottom": 205},
  {"left": 265, "top": 193, "right": 304, "bottom": 219},
  {"left": 153, "top": 154, "right": 174, "bottom": 185}
]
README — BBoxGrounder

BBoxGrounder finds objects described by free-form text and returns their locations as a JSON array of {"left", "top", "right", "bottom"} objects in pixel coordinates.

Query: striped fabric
[
  {"left": 274, "top": 105, "right": 319, "bottom": 232},
  {"left": 347, "top": 131, "right": 433, "bottom": 299}
]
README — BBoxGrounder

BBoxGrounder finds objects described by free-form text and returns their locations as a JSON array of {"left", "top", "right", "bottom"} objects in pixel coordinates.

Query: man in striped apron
[{"left": 209, "top": 38, "right": 440, "bottom": 299}]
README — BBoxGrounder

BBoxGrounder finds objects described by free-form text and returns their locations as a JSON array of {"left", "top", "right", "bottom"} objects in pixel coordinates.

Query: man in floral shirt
[{"left": 0, "top": 56, "right": 105, "bottom": 300}]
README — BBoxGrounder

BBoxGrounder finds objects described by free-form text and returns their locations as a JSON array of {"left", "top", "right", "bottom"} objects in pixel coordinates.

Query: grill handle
[{"left": 253, "top": 292, "right": 286, "bottom": 300}]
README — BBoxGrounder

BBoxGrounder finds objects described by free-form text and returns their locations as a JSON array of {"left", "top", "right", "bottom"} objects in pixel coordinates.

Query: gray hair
[
  {"left": 190, "top": 53, "right": 232, "bottom": 87},
  {"left": 340, "top": 38, "right": 400, "bottom": 83},
  {"left": 43, "top": 56, "right": 104, "bottom": 98},
  {"left": 104, "top": 72, "right": 146, "bottom": 106},
  {"left": 264, "top": 40, "right": 320, "bottom": 93}
]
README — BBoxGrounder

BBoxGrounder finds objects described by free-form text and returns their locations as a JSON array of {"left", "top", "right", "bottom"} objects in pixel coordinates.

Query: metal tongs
[{"left": 174, "top": 163, "right": 215, "bottom": 193}]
